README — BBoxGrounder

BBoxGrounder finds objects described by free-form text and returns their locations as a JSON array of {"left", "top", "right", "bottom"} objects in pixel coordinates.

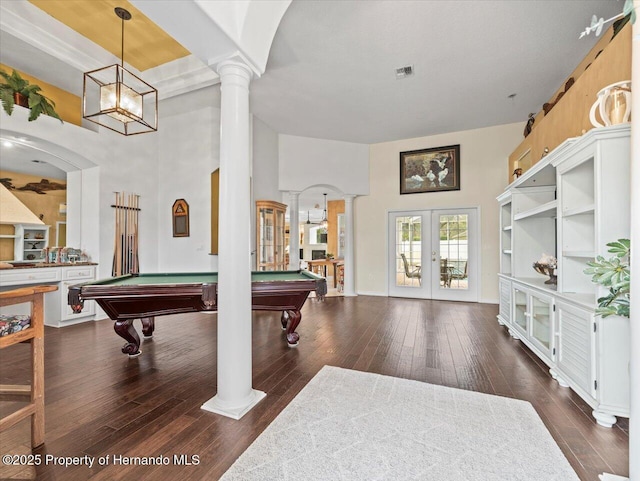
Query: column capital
[{"left": 215, "top": 56, "right": 254, "bottom": 84}]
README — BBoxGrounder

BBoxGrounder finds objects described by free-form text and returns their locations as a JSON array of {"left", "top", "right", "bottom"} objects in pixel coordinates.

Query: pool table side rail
[{"left": 68, "top": 272, "right": 326, "bottom": 321}]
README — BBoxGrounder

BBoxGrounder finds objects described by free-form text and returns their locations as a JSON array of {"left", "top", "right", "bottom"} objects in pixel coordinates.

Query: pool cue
[
  {"left": 113, "top": 192, "right": 121, "bottom": 276},
  {"left": 133, "top": 194, "right": 139, "bottom": 273},
  {"left": 124, "top": 193, "right": 129, "bottom": 275},
  {"left": 119, "top": 192, "right": 125, "bottom": 275},
  {"left": 127, "top": 193, "right": 132, "bottom": 274},
  {"left": 128, "top": 193, "right": 134, "bottom": 273}
]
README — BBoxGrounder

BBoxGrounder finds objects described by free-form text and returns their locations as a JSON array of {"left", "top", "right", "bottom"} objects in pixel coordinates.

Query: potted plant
[
  {"left": 0, "top": 68, "right": 62, "bottom": 123},
  {"left": 584, "top": 239, "right": 630, "bottom": 317}
]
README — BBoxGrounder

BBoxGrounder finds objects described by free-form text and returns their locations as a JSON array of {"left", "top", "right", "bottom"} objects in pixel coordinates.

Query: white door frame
[{"left": 388, "top": 207, "right": 480, "bottom": 302}]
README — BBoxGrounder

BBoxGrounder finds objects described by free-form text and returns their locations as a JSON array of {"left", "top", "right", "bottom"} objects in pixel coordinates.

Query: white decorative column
[
  {"left": 288, "top": 191, "right": 300, "bottom": 270},
  {"left": 628, "top": 5, "right": 639, "bottom": 479},
  {"left": 201, "top": 59, "right": 265, "bottom": 419},
  {"left": 343, "top": 194, "right": 357, "bottom": 296}
]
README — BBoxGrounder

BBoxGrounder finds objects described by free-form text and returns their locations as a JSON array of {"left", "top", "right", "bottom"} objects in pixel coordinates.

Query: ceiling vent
[{"left": 395, "top": 65, "right": 414, "bottom": 79}]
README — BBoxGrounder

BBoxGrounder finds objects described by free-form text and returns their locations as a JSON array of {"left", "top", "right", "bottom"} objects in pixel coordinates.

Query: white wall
[
  {"left": 251, "top": 117, "right": 280, "bottom": 267},
  {"left": 357, "top": 122, "right": 523, "bottom": 302},
  {"left": 156, "top": 86, "right": 221, "bottom": 272},
  {"left": 278, "top": 134, "right": 369, "bottom": 195}
]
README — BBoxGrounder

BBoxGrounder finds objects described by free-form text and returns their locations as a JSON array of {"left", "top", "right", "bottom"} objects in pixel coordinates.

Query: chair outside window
[
  {"left": 400, "top": 253, "right": 421, "bottom": 285},
  {"left": 0, "top": 285, "right": 57, "bottom": 448},
  {"left": 449, "top": 260, "right": 468, "bottom": 287},
  {"left": 440, "top": 258, "right": 452, "bottom": 287}
]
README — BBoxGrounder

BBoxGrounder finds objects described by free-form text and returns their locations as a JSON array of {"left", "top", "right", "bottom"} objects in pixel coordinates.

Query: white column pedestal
[
  {"left": 343, "top": 194, "right": 357, "bottom": 297},
  {"left": 288, "top": 191, "right": 300, "bottom": 270},
  {"left": 201, "top": 58, "right": 265, "bottom": 420}
]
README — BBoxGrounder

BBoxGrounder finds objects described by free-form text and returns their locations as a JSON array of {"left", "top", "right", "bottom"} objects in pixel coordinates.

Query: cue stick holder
[{"left": 111, "top": 192, "right": 140, "bottom": 276}]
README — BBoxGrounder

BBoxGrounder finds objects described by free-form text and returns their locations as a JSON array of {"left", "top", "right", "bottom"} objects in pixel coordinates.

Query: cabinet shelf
[
  {"left": 563, "top": 250, "right": 595, "bottom": 258},
  {"left": 502, "top": 250, "right": 512, "bottom": 255},
  {"left": 503, "top": 225, "right": 512, "bottom": 231},
  {"left": 562, "top": 204, "right": 595, "bottom": 217},
  {"left": 513, "top": 200, "right": 557, "bottom": 221}
]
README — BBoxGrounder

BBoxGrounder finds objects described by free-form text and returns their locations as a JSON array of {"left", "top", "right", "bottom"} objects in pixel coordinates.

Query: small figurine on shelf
[
  {"left": 523, "top": 113, "right": 535, "bottom": 137},
  {"left": 533, "top": 253, "right": 557, "bottom": 285},
  {"left": 513, "top": 160, "right": 523, "bottom": 180}
]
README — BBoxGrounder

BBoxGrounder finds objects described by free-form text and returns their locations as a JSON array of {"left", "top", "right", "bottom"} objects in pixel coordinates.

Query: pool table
[{"left": 68, "top": 270, "right": 326, "bottom": 356}]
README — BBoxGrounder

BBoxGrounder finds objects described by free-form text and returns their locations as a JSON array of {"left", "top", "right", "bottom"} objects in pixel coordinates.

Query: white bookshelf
[{"left": 496, "top": 124, "right": 630, "bottom": 427}]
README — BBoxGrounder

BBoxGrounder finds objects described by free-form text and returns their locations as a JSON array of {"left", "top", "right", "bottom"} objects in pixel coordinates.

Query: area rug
[{"left": 221, "top": 366, "right": 579, "bottom": 480}]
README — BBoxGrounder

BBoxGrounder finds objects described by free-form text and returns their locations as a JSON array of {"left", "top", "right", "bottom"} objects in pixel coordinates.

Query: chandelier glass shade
[{"left": 82, "top": 8, "right": 157, "bottom": 135}]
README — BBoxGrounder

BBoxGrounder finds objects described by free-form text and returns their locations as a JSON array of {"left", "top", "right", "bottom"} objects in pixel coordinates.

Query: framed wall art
[
  {"left": 172, "top": 199, "right": 190, "bottom": 237},
  {"left": 400, "top": 144, "right": 460, "bottom": 194}
]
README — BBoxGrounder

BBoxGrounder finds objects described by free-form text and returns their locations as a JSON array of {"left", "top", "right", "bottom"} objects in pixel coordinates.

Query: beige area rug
[{"left": 221, "top": 366, "right": 579, "bottom": 481}]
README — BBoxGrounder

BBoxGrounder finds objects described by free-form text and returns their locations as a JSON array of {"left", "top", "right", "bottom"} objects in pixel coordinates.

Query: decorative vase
[{"left": 589, "top": 80, "right": 631, "bottom": 128}]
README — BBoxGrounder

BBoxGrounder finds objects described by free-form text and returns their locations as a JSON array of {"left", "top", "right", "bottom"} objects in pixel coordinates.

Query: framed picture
[
  {"left": 400, "top": 144, "right": 460, "bottom": 194},
  {"left": 172, "top": 199, "right": 190, "bottom": 237}
]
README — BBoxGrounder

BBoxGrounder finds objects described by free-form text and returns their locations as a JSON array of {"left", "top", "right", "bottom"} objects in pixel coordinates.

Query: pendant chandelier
[
  {"left": 321, "top": 193, "right": 328, "bottom": 228},
  {"left": 82, "top": 7, "right": 158, "bottom": 135}
]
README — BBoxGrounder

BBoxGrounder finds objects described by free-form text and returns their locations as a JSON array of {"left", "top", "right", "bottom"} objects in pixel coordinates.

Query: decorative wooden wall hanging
[
  {"left": 172, "top": 199, "right": 190, "bottom": 237},
  {"left": 112, "top": 192, "right": 140, "bottom": 276}
]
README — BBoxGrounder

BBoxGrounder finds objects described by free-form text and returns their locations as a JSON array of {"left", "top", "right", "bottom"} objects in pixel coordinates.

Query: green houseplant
[
  {"left": 584, "top": 239, "right": 630, "bottom": 318},
  {"left": 0, "top": 68, "right": 62, "bottom": 123}
]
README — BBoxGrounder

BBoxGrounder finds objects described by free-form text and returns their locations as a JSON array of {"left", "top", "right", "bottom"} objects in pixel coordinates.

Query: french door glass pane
[
  {"left": 395, "top": 216, "right": 422, "bottom": 287},
  {"left": 438, "top": 214, "right": 468, "bottom": 289}
]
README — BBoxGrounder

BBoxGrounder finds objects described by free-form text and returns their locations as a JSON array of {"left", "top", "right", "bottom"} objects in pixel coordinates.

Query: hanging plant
[
  {"left": 0, "top": 69, "right": 63, "bottom": 123},
  {"left": 584, "top": 239, "right": 630, "bottom": 318}
]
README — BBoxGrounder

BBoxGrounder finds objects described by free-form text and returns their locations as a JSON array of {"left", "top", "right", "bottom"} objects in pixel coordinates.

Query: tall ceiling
[{"left": 0, "top": 0, "right": 625, "bottom": 211}]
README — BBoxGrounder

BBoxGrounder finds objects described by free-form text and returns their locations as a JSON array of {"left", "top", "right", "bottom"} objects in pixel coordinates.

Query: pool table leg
[
  {"left": 114, "top": 319, "right": 142, "bottom": 357},
  {"left": 281, "top": 310, "right": 301, "bottom": 347},
  {"left": 141, "top": 317, "right": 155, "bottom": 338}
]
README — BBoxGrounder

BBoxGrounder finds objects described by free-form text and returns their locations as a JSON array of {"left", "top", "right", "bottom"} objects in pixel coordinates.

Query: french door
[{"left": 388, "top": 208, "right": 478, "bottom": 302}]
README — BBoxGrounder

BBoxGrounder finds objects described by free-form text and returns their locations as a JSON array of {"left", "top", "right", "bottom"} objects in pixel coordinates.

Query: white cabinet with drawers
[{"left": 0, "top": 265, "right": 97, "bottom": 327}]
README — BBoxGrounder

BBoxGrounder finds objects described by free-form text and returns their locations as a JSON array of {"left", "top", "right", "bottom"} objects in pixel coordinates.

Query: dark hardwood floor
[{"left": 0, "top": 296, "right": 629, "bottom": 480}]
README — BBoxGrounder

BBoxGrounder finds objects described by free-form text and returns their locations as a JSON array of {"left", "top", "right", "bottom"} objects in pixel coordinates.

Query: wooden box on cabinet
[{"left": 256, "top": 200, "right": 287, "bottom": 271}]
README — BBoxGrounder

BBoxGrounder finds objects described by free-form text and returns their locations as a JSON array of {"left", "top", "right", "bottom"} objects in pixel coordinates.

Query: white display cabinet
[
  {"left": 496, "top": 124, "right": 630, "bottom": 427},
  {"left": 509, "top": 280, "right": 555, "bottom": 365},
  {"left": 13, "top": 224, "right": 50, "bottom": 261},
  {"left": 497, "top": 191, "right": 512, "bottom": 276}
]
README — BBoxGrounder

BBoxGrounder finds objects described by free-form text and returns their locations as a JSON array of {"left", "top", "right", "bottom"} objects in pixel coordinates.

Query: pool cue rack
[{"left": 111, "top": 192, "right": 140, "bottom": 276}]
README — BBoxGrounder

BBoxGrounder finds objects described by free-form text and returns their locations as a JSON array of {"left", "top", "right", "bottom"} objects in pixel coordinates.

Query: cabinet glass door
[
  {"left": 513, "top": 287, "right": 527, "bottom": 332},
  {"left": 258, "top": 207, "right": 274, "bottom": 270},
  {"left": 275, "top": 209, "right": 285, "bottom": 269},
  {"left": 531, "top": 294, "right": 552, "bottom": 350}
]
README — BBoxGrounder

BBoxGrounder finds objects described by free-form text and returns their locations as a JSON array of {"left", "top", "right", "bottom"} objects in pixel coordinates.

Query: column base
[{"left": 201, "top": 389, "right": 266, "bottom": 420}]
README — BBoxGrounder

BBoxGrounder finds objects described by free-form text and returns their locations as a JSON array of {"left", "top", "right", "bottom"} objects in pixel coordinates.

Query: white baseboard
[
  {"left": 480, "top": 297, "right": 499, "bottom": 304},
  {"left": 599, "top": 474, "right": 628, "bottom": 481},
  {"left": 356, "top": 291, "right": 387, "bottom": 297}
]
